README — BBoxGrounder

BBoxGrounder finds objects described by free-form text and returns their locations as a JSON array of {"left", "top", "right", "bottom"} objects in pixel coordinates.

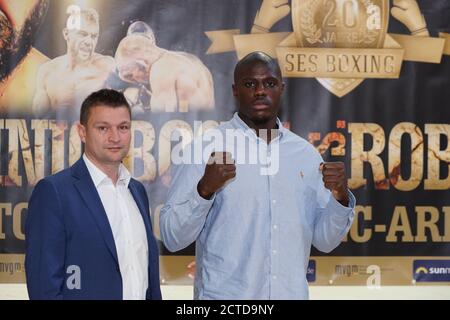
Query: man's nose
[
  {"left": 254, "top": 82, "right": 266, "bottom": 96},
  {"left": 108, "top": 128, "right": 120, "bottom": 142},
  {"left": 83, "top": 36, "right": 93, "bottom": 44}
]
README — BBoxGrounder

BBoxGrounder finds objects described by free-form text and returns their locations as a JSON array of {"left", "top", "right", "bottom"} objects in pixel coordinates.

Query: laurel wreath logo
[
  {"left": 300, "top": 0, "right": 380, "bottom": 46},
  {"left": 300, "top": 0, "right": 323, "bottom": 44},
  {"left": 362, "top": 30, "right": 378, "bottom": 44}
]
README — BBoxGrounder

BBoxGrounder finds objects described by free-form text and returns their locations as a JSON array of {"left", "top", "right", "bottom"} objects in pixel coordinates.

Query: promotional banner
[{"left": 0, "top": 0, "right": 449, "bottom": 286}]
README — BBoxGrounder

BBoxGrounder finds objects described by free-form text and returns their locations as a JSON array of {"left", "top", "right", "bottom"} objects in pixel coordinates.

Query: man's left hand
[{"left": 320, "top": 162, "right": 349, "bottom": 207}]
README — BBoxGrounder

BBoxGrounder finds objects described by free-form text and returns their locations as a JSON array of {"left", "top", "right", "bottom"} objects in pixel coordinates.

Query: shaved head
[{"left": 234, "top": 51, "right": 282, "bottom": 84}]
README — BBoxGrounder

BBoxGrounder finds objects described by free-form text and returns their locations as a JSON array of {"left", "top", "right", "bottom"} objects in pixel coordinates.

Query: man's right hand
[{"left": 197, "top": 152, "right": 236, "bottom": 199}]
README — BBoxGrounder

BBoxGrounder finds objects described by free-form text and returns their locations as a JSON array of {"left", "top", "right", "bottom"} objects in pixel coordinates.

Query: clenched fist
[
  {"left": 391, "top": 0, "right": 429, "bottom": 36},
  {"left": 251, "top": 0, "right": 291, "bottom": 34},
  {"left": 320, "top": 162, "right": 349, "bottom": 207},
  {"left": 197, "top": 152, "right": 236, "bottom": 199}
]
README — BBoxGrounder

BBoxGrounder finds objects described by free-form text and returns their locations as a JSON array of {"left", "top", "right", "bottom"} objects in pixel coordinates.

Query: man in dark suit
[{"left": 25, "top": 89, "right": 162, "bottom": 300}]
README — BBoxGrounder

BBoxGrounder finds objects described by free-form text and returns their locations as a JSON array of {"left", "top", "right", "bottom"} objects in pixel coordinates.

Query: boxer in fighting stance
[{"left": 33, "top": 8, "right": 115, "bottom": 117}]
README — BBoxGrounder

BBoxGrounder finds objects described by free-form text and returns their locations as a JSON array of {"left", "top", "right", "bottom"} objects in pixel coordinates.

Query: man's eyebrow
[
  {"left": 93, "top": 121, "right": 131, "bottom": 126},
  {"left": 241, "top": 76, "right": 279, "bottom": 81},
  {"left": 92, "top": 121, "right": 114, "bottom": 126}
]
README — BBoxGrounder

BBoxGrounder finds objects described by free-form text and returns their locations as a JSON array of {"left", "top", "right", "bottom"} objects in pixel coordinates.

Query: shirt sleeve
[
  {"left": 159, "top": 160, "right": 215, "bottom": 252},
  {"left": 311, "top": 162, "right": 356, "bottom": 253}
]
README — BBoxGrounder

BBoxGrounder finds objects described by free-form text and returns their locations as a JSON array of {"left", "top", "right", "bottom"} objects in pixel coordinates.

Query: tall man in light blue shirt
[{"left": 160, "top": 51, "right": 356, "bottom": 299}]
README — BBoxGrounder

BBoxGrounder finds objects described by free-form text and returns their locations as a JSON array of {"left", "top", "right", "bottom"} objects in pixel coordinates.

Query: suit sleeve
[{"left": 25, "top": 179, "right": 66, "bottom": 300}]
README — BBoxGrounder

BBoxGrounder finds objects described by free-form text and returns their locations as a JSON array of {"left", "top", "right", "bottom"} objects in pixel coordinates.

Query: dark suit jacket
[{"left": 25, "top": 158, "right": 162, "bottom": 300}]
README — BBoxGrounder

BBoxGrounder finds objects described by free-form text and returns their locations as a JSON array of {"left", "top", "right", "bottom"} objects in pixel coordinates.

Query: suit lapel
[
  {"left": 72, "top": 159, "right": 119, "bottom": 265},
  {"left": 128, "top": 180, "right": 153, "bottom": 237},
  {"left": 128, "top": 179, "right": 159, "bottom": 299}
]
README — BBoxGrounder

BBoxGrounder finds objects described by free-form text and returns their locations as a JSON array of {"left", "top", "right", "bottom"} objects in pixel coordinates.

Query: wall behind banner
[{"left": 0, "top": 0, "right": 449, "bottom": 286}]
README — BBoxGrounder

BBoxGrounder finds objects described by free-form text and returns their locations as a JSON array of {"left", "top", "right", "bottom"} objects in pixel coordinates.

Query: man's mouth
[
  {"left": 107, "top": 147, "right": 122, "bottom": 152},
  {"left": 252, "top": 100, "right": 271, "bottom": 110},
  {"left": 79, "top": 45, "right": 92, "bottom": 55}
]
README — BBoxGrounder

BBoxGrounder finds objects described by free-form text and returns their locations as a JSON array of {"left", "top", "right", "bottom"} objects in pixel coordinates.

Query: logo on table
[
  {"left": 335, "top": 264, "right": 362, "bottom": 277},
  {"left": 413, "top": 260, "right": 450, "bottom": 282},
  {"left": 307, "top": 260, "right": 316, "bottom": 282}
]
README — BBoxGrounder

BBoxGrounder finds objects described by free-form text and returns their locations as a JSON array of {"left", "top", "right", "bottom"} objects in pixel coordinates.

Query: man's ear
[
  {"left": 232, "top": 84, "right": 237, "bottom": 97},
  {"left": 77, "top": 122, "right": 87, "bottom": 144},
  {"left": 62, "top": 28, "right": 69, "bottom": 41}
]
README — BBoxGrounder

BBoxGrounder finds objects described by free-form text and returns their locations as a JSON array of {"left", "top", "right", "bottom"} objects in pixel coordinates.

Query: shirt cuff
[
  {"left": 189, "top": 184, "right": 215, "bottom": 215},
  {"left": 327, "top": 190, "right": 356, "bottom": 217}
]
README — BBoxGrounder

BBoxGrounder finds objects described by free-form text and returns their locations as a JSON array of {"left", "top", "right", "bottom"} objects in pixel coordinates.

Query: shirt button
[
  {"left": 272, "top": 250, "right": 277, "bottom": 255},
  {"left": 272, "top": 199, "right": 276, "bottom": 204},
  {"left": 273, "top": 275, "right": 277, "bottom": 280},
  {"left": 273, "top": 225, "right": 278, "bottom": 230}
]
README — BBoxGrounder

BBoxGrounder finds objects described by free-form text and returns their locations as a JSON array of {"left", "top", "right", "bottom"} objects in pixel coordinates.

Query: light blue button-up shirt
[{"left": 160, "top": 113, "right": 355, "bottom": 299}]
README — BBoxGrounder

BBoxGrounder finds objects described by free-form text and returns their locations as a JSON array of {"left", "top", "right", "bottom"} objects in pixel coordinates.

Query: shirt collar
[
  {"left": 117, "top": 162, "right": 132, "bottom": 186},
  {"left": 83, "top": 154, "right": 131, "bottom": 188},
  {"left": 231, "top": 112, "right": 286, "bottom": 141}
]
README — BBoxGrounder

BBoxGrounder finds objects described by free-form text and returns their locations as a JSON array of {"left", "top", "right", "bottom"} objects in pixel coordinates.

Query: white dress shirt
[{"left": 83, "top": 154, "right": 148, "bottom": 300}]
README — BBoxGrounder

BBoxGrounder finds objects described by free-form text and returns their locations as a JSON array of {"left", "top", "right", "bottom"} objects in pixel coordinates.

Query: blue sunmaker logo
[
  {"left": 413, "top": 260, "right": 450, "bottom": 282},
  {"left": 307, "top": 260, "right": 316, "bottom": 283}
]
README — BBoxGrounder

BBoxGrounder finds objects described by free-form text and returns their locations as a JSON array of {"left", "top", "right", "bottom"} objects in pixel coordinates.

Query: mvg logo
[{"left": 413, "top": 260, "right": 450, "bottom": 282}]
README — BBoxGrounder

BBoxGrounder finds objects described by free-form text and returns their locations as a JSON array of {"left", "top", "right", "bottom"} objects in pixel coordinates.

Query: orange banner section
[
  {"left": 440, "top": 33, "right": 450, "bottom": 56},
  {"left": 207, "top": 30, "right": 449, "bottom": 65},
  {"left": 390, "top": 34, "right": 446, "bottom": 63}
]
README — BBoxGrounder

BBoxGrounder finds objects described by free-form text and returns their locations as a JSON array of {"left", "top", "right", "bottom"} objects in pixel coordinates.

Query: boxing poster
[{"left": 0, "top": 0, "right": 449, "bottom": 286}]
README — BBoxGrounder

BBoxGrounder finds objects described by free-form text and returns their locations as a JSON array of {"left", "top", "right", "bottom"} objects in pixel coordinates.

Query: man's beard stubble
[{"left": 0, "top": 0, "right": 49, "bottom": 82}]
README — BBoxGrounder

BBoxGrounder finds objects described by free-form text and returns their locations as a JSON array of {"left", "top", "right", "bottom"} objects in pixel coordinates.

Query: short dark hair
[
  {"left": 80, "top": 89, "right": 131, "bottom": 125},
  {"left": 234, "top": 51, "right": 282, "bottom": 83}
]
